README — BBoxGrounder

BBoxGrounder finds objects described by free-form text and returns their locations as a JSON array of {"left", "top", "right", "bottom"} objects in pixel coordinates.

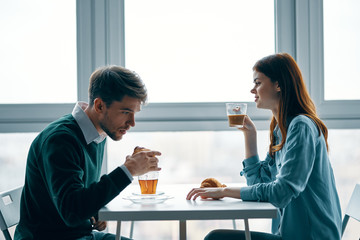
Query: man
[{"left": 14, "top": 66, "right": 161, "bottom": 240}]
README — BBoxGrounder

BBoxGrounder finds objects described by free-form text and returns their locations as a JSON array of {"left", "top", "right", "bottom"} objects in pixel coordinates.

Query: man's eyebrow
[
  {"left": 253, "top": 78, "right": 259, "bottom": 83},
  {"left": 121, "top": 108, "right": 134, "bottom": 112}
]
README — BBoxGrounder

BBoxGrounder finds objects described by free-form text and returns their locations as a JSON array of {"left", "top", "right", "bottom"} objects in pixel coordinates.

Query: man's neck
[{"left": 84, "top": 106, "right": 102, "bottom": 134}]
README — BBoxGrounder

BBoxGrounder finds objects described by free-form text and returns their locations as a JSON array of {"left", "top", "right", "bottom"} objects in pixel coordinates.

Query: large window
[
  {"left": 0, "top": 0, "right": 77, "bottom": 104},
  {"left": 125, "top": 0, "right": 274, "bottom": 103}
]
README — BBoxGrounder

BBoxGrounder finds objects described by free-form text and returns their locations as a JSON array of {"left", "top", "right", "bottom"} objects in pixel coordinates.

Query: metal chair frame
[
  {"left": 0, "top": 186, "right": 23, "bottom": 240},
  {"left": 342, "top": 183, "right": 360, "bottom": 238}
]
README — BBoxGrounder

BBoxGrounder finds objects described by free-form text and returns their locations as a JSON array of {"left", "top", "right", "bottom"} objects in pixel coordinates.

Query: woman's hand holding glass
[{"left": 236, "top": 115, "right": 256, "bottom": 133}]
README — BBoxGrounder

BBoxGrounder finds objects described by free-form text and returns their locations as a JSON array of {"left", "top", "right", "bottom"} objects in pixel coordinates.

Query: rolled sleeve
[
  {"left": 240, "top": 155, "right": 260, "bottom": 176},
  {"left": 241, "top": 154, "right": 274, "bottom": 186},
  {"left": 240, "top": 186, "right": 256, "bottom": 201}
]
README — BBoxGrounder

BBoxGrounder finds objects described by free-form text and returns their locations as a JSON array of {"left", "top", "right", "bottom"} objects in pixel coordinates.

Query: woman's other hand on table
[
  {"left": 186, "top": 187, "right": 225, "bottom": 200},
  {"left": 186, "top": 187, "right": 242, "bottom": 200}
]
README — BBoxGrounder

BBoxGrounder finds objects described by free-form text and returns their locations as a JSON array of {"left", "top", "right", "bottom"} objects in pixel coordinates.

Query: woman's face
[{"left": 251, "top": 71, "right": 281, "bottom": 113}]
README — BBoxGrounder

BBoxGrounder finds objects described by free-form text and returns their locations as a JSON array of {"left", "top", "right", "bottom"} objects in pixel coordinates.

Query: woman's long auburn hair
[{"left": 253, "top": 53, "right": 328, "bottom": 157}]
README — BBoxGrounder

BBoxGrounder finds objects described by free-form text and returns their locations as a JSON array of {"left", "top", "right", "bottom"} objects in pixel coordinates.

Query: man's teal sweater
[{"left": 15, "top": 114, "right": 131, "bottom": 240}]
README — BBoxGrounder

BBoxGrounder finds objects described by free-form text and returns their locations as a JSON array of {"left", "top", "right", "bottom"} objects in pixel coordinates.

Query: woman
[{"left": 187, "top": 53, "right": 342, "bottom": 240}]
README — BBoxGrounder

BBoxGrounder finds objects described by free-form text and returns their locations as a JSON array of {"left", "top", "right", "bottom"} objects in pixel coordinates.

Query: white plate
[
  {"left": 132, "top": 191, "right": 165, "bottom": 197},
  {"left": 123, "top": 195, "right": 173, "bottom": 204}
]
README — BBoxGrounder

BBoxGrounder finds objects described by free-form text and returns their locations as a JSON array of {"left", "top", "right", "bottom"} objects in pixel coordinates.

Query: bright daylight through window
[
  {"left": 125, "top": 0, "right": 274, "bottom": 103},
  {"left": 323, "top": 0, "right": 360, "bottom": 100},
  {"left": 0, "top": 0, "right": 77, "bottom": 104}
]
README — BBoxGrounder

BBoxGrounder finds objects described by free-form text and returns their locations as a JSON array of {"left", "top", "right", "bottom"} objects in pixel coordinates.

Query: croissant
[
  {"left": 200, "top": 178, "right": 227, "bottom": 188},
  {"left": 133, "top": 146, "right": 151, "bottom": 155}
]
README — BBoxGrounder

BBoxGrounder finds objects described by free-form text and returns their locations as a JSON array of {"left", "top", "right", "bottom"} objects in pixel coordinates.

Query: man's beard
[{"left": 99, "top": 121, "right": 122, "bottom": 141}]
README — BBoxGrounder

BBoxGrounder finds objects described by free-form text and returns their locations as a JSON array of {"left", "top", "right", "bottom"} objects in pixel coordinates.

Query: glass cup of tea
[
  {"left": 138, "top": 171, "right": 159, "bottom": 194},
  {"left": 226, "top": 103, "right": 247, "bottom": 128}
]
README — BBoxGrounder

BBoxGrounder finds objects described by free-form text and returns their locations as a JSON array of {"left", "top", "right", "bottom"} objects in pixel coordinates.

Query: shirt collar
[
  {"left": 273, "top": 116, "right": 295, "bottom": 143},
  {"left": 72, "top": 102, "right": 107, "bottom": 144}
]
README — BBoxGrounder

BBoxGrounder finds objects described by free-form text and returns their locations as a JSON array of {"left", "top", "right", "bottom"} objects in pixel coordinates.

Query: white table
[{"left": 98, "top": 184, "right": 277, "bottom": 240}]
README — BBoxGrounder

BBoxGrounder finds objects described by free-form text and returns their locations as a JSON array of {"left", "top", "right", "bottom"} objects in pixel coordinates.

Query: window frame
[
  {"left": 0, "top": 0, "right": 359, "bottom": 134},
  {"left": 294, "top": 0, "right": 360, "bottom": 129}
]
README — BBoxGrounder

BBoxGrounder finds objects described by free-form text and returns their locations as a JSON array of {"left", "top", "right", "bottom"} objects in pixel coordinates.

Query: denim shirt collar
[{"left": 273, "top": 115, "right": 296, "bottom": 144}]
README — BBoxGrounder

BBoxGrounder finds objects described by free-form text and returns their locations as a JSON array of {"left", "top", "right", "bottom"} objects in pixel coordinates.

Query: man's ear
[{"left": 93, "top": 98, "right": 105, "bottom": 113}]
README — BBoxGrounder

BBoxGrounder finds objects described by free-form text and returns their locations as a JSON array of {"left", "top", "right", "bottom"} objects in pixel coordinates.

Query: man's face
[{"left": 98, "top": 95, "right": 141, "bottom": 141}]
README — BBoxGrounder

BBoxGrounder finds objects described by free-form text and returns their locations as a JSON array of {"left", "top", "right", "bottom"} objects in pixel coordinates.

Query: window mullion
[
  {"left": 275, "top": 0, "right": 296, "bottom": 55},
  {"left": 77, "top": 0, "right": 93, "bottom": 102},
  {"left": 308, "top": 0, "right": 324, "bottom": 106},
  {"left": 107, "top": 0, "right": 125, "bottom": 66}
]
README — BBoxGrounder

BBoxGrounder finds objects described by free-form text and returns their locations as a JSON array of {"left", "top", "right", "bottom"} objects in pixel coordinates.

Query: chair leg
[
  {"left": 2, "top": 229, "right": 12, "bottom": 240},
  {"left": 342, "top": 215, "right": 349, "bottom": 237}
]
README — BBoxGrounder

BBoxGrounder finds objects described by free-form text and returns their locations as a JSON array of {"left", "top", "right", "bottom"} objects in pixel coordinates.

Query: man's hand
[
  {"left": 124, "top": 150, "right": 162, "bottom": 176},
  {"left": 91, "top": 217, "right": 107, "bottom": 231}
]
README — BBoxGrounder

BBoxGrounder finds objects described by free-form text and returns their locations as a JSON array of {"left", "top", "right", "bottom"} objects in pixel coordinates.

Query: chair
[
  {"left": 0, "top": 186, "right": 23, "bottom": 240},
  {"left": 342, "top": 183, "right": 360, "bottom": 238}
]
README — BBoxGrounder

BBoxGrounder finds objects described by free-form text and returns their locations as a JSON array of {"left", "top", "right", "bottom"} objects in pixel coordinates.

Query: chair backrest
[
  {"left": 0, "top": 186, "right": 23, "bottom": 240},
  {"left": 342, "top": 183, "right": 360, "bottom": 237}
]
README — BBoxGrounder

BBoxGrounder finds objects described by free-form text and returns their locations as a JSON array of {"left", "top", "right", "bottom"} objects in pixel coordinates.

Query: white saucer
[
  {"left": 123, "top": 195, "right": 173, "bottom": 204},
  {"left": 132, "top": 191, "right": 165, "bottom": 197}
]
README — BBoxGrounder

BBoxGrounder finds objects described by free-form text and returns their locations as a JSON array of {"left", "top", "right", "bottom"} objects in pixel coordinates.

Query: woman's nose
[{"left": 250, "top": 87, "right": 256, "bottom": 94}]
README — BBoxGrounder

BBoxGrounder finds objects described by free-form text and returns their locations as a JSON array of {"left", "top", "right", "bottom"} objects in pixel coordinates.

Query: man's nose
[{"left": 128, "top": 114, "right": 135, "bottom": 127}]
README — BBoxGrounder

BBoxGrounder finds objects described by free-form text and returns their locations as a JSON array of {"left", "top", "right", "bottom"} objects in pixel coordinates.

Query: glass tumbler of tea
[
  {"left": 226, "top": 103, "right": 247, "bottom": 128},
  {"left": 138, "top": 171, "right": 159, "bottom": 194}
]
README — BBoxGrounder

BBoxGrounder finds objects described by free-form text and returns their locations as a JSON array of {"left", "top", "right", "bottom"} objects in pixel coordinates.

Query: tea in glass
[{"left": 138, "top": 171, "right": 159, "bottom": 194}]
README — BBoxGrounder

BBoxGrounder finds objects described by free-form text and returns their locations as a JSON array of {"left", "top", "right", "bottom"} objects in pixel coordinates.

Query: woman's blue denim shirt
[{"left": 240, "top": 115, "right": 342, "bottom": 240}]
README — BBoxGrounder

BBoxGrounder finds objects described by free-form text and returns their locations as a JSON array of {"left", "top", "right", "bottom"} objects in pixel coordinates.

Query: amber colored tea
[
  {"left": 228, "top": 114, "right": 246, "bottom": 127},
  {"left": 138, "top": 179, "right": 158, "bottom": 194}
]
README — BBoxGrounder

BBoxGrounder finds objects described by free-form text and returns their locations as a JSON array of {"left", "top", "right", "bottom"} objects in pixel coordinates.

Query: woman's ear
[{"left": 275, "top": 81, "right": 281, "bottom": 92}]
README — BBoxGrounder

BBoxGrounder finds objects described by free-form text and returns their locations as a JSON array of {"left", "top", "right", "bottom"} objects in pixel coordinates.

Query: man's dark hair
[{"left": 88, "top": 65, "right": 147, "bottom": 107}]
